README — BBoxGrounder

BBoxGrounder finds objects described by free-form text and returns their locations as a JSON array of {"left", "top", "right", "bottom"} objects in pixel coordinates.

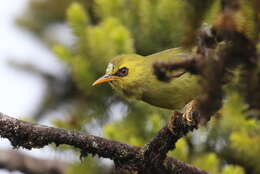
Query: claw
[
  {"left": 182, "top": 112, "right": 192, "bottom": 122},
  {"left": 182, "top": 100, "right": 198, "bottom": 124}
]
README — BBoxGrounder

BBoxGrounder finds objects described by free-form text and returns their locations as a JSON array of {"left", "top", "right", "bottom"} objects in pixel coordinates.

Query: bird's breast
[
  {"left": 110, "top": 79, "right": 144, "bottom": 100},
  {"left": 140, "top": 74, "right": 202, "bottom": 110}
]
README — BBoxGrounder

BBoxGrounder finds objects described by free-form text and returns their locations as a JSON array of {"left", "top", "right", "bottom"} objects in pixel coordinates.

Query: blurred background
[{"left": 0, "top": 0, "right": 259, "bottom": 174}]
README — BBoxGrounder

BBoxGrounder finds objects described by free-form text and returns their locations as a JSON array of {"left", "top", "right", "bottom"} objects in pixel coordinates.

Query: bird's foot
[
  {"left": 167, "top": 100, "right": 199, "bottom": 135},
  {"left": 182, "top": 110, "right": 199, "bottom": 126},
  {"left": 182, "top": 107, "right": 193, "bottom": 124},
  {"left": 182, "top": 100, "right": 200, "bottom": 125}
]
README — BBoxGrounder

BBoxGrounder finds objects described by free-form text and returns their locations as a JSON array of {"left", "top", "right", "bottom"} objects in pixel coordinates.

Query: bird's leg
[{"left": 182, "top": 100, "right": 199, "bottom": 124}]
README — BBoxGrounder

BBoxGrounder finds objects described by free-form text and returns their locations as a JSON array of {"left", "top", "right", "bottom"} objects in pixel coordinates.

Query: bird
[{"left": 92, "top": 48, "right": 202, "bottom": 122}]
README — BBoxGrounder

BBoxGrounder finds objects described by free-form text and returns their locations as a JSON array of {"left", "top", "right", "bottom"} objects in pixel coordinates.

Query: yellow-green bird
[{"left": 92, "top": 48, "right": 202, "bottom": 121}]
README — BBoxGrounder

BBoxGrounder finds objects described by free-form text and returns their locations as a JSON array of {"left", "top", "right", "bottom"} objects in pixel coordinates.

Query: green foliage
[
  {"left": 221, "top": 165, "right": 245, "bottom": 174},
  {"left": 104, "top": 102, "right": 169, "bottom": 146},
  {"left": 16, "top": 0, "right": 94, "bottom": 36},
  {"left": 204, "top": 0, "right": 221, "bottom": 24},
  {"left": 96, "top": 0, "right": 186, "bottom": 54},
  {"left": 192, "top": 153, "right": 220, "bottom": 174},
  {"left": 181, "top": 0, "right": 217, "bottom": 46},
  {"left": 236, "top": 0, "right": 259, "bottom": 41},
  {"left": 168, "top": 139, "right": 189, "bottom": 162},
  {"left": 67, "top": 2, "right": 89, "bottom": 37},
  {"left": 205, "top": 91, "right": 260, "bottom": 174},
  {"left": 18, "top": 0, "right": 260, "bottom": 174}
]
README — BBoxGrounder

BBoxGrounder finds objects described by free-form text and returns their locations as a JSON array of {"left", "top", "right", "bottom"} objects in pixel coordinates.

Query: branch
[
  {"left": 0, "top": 112, "right": 207, "bottom": 174},
  {"left": 142, "top": 112, "right": 199, "bottom": 172},
  {"left": 0, "top": 149, "right": 68, "bottom": 174}
]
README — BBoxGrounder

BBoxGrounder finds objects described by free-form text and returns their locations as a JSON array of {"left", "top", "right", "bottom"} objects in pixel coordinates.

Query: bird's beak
[{"left": 92, "top": 74, "right": 119, "bottom": 86}]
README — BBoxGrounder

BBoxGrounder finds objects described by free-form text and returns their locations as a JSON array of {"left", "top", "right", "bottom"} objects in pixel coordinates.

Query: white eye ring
[{"left": 106, "top": 63, "right": 114, "bottom": 74}]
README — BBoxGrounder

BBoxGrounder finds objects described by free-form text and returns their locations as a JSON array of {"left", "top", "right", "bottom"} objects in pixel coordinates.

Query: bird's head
[{"left": 92, "top": 54, "right": 146, "bottom": 94}]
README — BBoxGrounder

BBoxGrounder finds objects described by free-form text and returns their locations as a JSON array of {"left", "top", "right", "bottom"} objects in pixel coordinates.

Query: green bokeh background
[{"left": 16, "top": 0, "right": 260, "bottom": 173}]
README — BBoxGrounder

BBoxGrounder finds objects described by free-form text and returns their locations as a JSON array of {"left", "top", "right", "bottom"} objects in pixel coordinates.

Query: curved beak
[{"left": 92, "top": 74, "right": 119, "bottom": 86}]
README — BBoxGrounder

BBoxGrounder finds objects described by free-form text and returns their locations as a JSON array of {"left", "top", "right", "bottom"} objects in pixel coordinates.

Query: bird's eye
[{"left": 115, "top": 67, "right": 128, "bottom": 77}]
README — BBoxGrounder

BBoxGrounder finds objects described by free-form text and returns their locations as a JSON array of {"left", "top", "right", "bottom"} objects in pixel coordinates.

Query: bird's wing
[
  {"left": 147, "top": 48, "right": 190, "bottom": 78},
  {"left": 146, "top": 47, "right": 190, "bottom": 62}
]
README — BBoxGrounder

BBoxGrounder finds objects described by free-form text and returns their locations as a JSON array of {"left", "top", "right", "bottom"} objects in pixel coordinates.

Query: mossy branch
[{"left": 0, "top": 112, "right": 207, "bottom": 174}]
